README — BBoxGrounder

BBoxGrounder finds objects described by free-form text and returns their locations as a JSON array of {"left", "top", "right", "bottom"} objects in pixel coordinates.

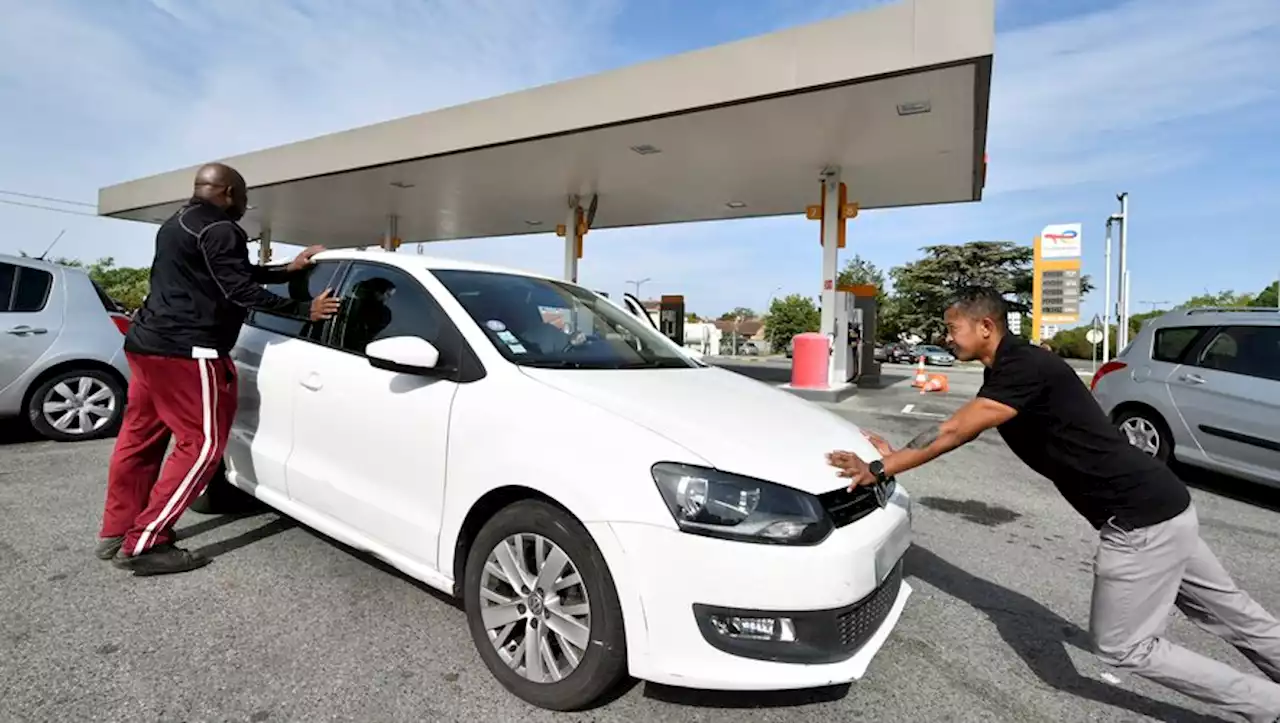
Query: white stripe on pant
[
  {"left": 1090, "top": 503, "right": 1280, "bottom": 723},
  {"left": 132, "top": 359, "right": 217, "bottom": 555}
]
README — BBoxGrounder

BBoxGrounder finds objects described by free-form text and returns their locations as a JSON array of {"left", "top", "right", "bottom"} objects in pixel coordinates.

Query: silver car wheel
[
  {"left": 479, "top": 532, "right": 592, "bottom": 684},
  {"left": 1120, "top": 416, "right": 1161, "bottom": 456},
  {"left": 42, "top": 376, "right": 117, "bottom": 436}
]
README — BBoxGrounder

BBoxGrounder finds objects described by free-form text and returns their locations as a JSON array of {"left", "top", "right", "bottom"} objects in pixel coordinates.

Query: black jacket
[{"left": 124, "top": 198, "right": 311, "bottom": 358}]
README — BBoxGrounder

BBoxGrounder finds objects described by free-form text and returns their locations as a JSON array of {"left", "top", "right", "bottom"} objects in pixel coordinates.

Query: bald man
[{"left": 98, "top": 163, "right": 341, "bottom": 576}]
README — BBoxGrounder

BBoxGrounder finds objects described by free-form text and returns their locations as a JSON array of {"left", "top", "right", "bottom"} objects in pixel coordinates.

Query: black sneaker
[
  {"left": 95, "top": 536, "right": 124, "bottom": 560},
  {"left": 112, "top": 543, "right": 211, "bottom": 576}
]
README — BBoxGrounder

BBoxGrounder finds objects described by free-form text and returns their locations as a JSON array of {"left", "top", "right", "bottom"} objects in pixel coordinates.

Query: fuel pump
[
  {"left": 658, "top": 295, "right": 685, "bottom": 345},
  {"left": 832, "top": 285, "right": 881, "bottom": 384}
]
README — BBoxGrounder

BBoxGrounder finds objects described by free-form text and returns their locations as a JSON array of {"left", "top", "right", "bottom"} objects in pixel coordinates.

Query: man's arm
[
  {"left": 199, "top": 223, "right": 311, "bottom": 318},
  {"left": 879, "top": 398, "right": 1018, "bottom": 477}
]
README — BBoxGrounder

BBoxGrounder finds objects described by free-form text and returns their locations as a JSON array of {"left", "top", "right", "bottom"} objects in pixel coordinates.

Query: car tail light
[
  {"left": 1091, "top": 360, "right": 1127, "bottom": 391},
  {"left": 109, "top": 313, "right": 130, "bottom": 335}
]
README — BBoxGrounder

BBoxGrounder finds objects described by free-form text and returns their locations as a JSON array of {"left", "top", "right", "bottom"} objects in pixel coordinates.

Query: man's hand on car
[
  {"left": 310, "top": 288, "right": 342, "bottom": 321},
  {"left": 287, "top": 245, "right": 327, "bottom": 273}
]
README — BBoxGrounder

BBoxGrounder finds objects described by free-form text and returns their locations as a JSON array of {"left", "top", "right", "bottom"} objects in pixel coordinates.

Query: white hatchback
[{"left": 204, "top": 249, "right": 914, "bottom": 710}]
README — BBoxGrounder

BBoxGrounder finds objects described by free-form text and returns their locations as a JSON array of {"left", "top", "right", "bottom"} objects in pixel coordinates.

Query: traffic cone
[
  {"left": 920, "top": 374, "right": 950, "bottom": 394},
  {"left": 911, "top": 355, "right": 928, "bottom": 388}
]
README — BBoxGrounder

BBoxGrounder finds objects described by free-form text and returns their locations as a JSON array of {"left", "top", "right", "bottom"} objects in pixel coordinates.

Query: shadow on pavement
[
  {"left": 1175, "top": 462, "right": 1280, "bottom": 514},
  {"left": 0, "top": 419, "right": 41, "bottom": 446},
  {"left": 906, "top": 545, "right": 1228, "bottom": 723},
  {"left": 190, "top": 516, "right": 298, "bottom": 560}
]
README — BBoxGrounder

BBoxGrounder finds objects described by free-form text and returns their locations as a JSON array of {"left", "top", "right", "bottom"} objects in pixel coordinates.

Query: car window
[
  {"left": 331, "top": 263, "right": 451, "bottom": 360},
  {"left": 1, "top": 263, "right": 53, "bottom": 313},
  {"left": 1193, "top": 325, "right": 1280, "bottom": 382},
  {"left": 90, "top": 279, "right": 124, "bottom": 313},
  {"left": 433, "top": 268, "right": 699, "bottom": 370},
  {"left": 0, "top": 263, "right": 14, "bottom": 312},
  {"left": 249, "top": 261, "right": 341, "bottom": 341},
  {"left": 1152, "top": 326, "right": 1205, "bottom": 363}
]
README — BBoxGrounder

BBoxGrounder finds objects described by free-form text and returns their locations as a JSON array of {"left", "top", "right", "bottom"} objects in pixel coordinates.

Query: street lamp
[
  {"left": 626, "top": 277, "right": 651, "bottom": 299},
  {"left": 1115, "top": 192, "right": 1131, "bottom": 349}
]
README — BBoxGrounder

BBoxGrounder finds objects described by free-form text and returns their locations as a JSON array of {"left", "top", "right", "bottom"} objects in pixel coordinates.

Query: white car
[{"left": 201, "top": 249, "right": 914, "bottom": 710}]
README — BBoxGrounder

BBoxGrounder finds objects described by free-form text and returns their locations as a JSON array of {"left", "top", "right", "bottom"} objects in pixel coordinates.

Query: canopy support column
[
  {"left": 819, "top": 167, "right": 842, "bottom": 386},
  {"left": 382, "top": 214, "right": 400, "bottom": 251},
  {"left": 258, "top": 227, "right": 272, "bottom": 265},
  {"left": 560, "top": 196, "right": 583, "bottom": 283}
]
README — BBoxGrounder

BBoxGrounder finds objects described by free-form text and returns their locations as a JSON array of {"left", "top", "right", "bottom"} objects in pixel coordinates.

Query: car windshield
[
  {"left": 920, "top": 345, "right": 947, "bottom": 353},
  {"left": 432, "top": 269, "right": 700, "bottom": 370}
]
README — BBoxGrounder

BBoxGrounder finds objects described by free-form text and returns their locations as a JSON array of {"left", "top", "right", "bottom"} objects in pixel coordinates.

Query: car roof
[
  {"left": 0, "top": 253, "right": 83, "bottom": 275},
  {"left": 311, "top": 248, "right": 563, "bottom": 284},
  {"left": 1144, "top": 307, "right": 1280, "bottom": 330}
]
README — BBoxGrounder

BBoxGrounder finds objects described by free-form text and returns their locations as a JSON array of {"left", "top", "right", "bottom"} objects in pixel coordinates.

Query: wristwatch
[{"left": 868, "top": 459, "right": 889, "bottom": 484}]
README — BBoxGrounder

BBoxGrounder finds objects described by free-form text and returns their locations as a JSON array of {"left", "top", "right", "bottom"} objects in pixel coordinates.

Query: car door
[
  {"left": 225, "top": 260, "right": 345, "bottom": 499},
  {"left": 1167, "top": 324, "right": 1280, "bottom": 479},
  {"left": 0, "top": 261, "right": 62, "bottom": 396},
  {"left": 286, "top": 261, "right": 462, "bottom": 569}
]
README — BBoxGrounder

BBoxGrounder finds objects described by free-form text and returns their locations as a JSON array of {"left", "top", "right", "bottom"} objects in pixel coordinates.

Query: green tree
[
  {"left": 21, "top": 252, "right": 151, "bottom": 311},
  {"left": 1251, "top": 281, "right": 1278, "bottom": 309},
  {"left": 763, "top": 294, "right": 820, "bottom": 350},
  {"left": 719, "top": 306, "right": 756, "bottom": 321},
  {"left": 836, "top": 255, "right": 907, "bottom": 342},
  {"left": 1177, "top": 290, "right": 1255, "bottom": 309},
  {"left": 888, "top": 241, "right": 1094, "bottom": 343}
]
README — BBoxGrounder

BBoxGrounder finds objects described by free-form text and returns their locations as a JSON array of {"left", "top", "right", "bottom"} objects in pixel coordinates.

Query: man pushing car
[{"left": 96, "top": 162, "right": 341, "bottom": 576}]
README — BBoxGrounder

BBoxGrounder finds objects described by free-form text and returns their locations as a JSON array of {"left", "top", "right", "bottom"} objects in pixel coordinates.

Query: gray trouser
[{"left": 1091, "top": 503, "right": 1280, "bottom": 722}]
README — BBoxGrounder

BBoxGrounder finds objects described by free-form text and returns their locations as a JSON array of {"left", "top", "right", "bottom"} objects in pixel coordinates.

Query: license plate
[{"left": 875, "top": 517, "right": 912, "bottom": 583}]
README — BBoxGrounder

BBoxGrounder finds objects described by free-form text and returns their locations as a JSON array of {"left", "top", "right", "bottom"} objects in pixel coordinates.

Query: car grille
[
  {"left": 818, "top": 479, "right": 893, "bottom": 527},
  {"left": 836, "top": 562, "right": 903, "bottom": 652}
]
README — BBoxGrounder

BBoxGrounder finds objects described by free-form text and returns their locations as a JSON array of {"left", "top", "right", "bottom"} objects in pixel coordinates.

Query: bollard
[{"left": 790, "top": 332, "right": 830, "bottom": 389}]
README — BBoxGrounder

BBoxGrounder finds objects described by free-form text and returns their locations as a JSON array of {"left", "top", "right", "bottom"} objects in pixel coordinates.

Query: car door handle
[
  {"left": 5, "top": 325, "right": 47, "bottom": 336},
  {"left": 300, "top": 373, "right": 323, "bottom": 391},
  {"left": 1180, "top": 373, "right": 1207, "bottom": 385}
]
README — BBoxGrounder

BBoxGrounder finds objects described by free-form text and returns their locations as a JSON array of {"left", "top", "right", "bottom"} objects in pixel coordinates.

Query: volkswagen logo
[{"left": 872, "top": 480, "right": 890, "bottom": 508}]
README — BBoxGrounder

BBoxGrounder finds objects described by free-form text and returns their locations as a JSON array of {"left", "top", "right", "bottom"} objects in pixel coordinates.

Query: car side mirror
[{"left": 365, "top": 336, "right": 441, "bottom": 375}]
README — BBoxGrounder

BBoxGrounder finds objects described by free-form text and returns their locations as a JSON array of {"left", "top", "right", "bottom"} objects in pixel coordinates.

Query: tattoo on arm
[{"left": 906, "top": 426, "right": 941, "bottom": 450}]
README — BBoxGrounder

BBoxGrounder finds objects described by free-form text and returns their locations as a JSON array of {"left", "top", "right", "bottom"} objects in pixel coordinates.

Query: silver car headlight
[{"left": 651, "top": 462, "right": 833, "bottom": 545}]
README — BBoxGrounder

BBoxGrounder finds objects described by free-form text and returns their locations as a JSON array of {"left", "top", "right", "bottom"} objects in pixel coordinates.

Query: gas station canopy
[{"left": 97, "top": 0, "right": 994, "bottom": 248}]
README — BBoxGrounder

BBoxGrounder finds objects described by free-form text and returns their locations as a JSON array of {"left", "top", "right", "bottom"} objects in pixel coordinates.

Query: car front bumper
[{"left": 599, "top": 485, "right": 913, "bottom": 690}]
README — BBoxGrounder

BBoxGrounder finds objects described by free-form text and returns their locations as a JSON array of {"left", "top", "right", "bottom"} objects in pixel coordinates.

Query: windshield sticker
[
  {"left": 486, "top": 319, "right": 507, "bottom": 332},
  {"left": 497, "top": 330, "right": 518, "bottom": 344},
  {"left": 509, "top": 343, "right": 527, "bottom": 354}
]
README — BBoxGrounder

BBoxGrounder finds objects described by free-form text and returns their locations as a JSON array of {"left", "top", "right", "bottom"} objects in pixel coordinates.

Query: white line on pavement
[{"left": 902, "top": 403, "right": 915, "bottom": 414}]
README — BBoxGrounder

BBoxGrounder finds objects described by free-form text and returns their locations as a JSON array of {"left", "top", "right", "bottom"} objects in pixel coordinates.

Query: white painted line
[{"left": 901, "top": 403, "right": 915, "bottom": 414}]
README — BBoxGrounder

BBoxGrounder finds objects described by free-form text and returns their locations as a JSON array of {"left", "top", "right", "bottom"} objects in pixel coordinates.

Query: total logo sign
[{"left": 1041, "top": 223, "right": 1082, "bottom": 259}]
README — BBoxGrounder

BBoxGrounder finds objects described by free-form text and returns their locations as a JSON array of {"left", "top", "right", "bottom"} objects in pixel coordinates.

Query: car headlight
[{"left": 650, "top": 462, "right": 833, "bottom": 545}]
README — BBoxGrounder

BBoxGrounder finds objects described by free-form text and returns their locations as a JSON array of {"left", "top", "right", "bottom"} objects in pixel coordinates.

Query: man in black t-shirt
[{"left": 828, "top": 288, "right": 1280, "bottom": 723}]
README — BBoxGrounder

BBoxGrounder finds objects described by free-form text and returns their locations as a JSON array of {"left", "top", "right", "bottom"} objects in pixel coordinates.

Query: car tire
[
  {"left": 188, "top": 461, "right": 259, "bottom": 514},
  {"left": 463, "top": 499, "right": 628, "bottom": 711},
  {"left": 26, "top": 368, "right": 126, "bottom": 442},
  {"left": 1115, "top": 408, "right": 1173, "bottom": 464}
]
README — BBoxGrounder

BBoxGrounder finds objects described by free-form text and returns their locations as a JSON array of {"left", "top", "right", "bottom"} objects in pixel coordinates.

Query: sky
[{"left": 1, "top": 0, "right": 1278, "bottom": 321}]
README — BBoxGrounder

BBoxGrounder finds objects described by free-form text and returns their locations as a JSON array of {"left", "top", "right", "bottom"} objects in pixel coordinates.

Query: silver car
[
  {"left": 915, "top": 344, "right": 956, "bottom": 366},
  {"left": 1091, "top": 307, "right": 1280, "bottom": 488},
  {"left": 0, "top": 254, "right": 132, "bottom": 441}
]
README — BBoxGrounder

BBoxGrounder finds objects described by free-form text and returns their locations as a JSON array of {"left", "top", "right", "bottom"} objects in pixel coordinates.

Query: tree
[
  {"left": 763, "top": 294, "right": 819, "bottom": 350},
  {"left": 887, "top": 241, "right": 1094, "bottom": 343},
  {"left": 1252, "top": 281, "right": 1278, "bottom": 309},
  {"left": 719, "top": 306, "right": 756, "bottom": 321},
  {"left": 20, "top": 252, "right": 150, "bottom": 311},
  {"left": 1177, "top": 290, "right": 1255, "bottom": 309}
]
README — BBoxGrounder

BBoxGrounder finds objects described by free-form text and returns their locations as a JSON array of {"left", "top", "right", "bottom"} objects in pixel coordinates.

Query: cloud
[{"left": 985, "top": 0, "right": 1280, "bottom": 193}]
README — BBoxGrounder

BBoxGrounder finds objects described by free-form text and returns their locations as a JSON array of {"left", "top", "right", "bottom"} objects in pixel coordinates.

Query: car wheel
[
  {"left": 188, "top": 461, "right": 260, "bottom": 514},
  {"left": 26, "top": 368, "right": 125, "bottom": 442},
  {"left": 1115, "top": 409, "right": 1172, "bottom": 463},
  {"left": 463, "top": 499, "right": 628, "bottom": 711}
]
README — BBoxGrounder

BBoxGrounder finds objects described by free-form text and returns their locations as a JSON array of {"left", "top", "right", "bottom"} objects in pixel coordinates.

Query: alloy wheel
[
  {"left": 479, "top": 532, "right": 591, "bottom": 684},
  {"left": 1119, "top": 416, "right": 1161, "bottom": 456},
  {"left": 42, "top": 376, "right": 117, "bottom": 436}
]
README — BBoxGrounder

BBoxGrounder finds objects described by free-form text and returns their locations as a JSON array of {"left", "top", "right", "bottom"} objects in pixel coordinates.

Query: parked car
[
  {"left": 195, "top": 250, "right": 914, "bottom": 711},
  {"left": 882, "top": 343, "right": 916, "bottom": 365},
  {"left": 914, "top": 344, "right": 955, "bottom": 366},
  {"left": 784, "top": 338, "right": 794, "bottom": 358},
  {"left": 0, "top": 254, "right": 132, "bottom": 441},
  {"left": 1091, "top": 307, "right": 1280, "bottom": 488}
]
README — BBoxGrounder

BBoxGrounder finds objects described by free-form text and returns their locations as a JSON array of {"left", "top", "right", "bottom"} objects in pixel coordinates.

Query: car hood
[{"left": 520, "top": 366, "right": 880, "bottom": 495}]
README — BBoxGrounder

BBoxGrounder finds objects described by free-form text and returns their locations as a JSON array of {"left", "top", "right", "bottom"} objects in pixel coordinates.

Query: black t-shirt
[{"left": 977, "top": 335, "right": 1190, "bottom": 530}]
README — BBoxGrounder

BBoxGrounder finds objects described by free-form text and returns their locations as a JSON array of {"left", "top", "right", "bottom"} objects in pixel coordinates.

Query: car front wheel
[
  {"left": 1116, "top": 409, "right": 1172, "bottom": 463},
  {"left": 463, "top": 499, "right": 628, "bottom": 711},
  {"left": 27, "top": 368, "right": 125, "bottom": 442}
]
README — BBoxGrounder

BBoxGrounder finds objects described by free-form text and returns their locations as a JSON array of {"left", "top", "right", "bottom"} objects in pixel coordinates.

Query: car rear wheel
[
  {"left": 1115, "top": 409, "right": 1172, "bottom": 463},
  {"left": 463, "top": 499, "right": 627, "bottom": 711},
  {"left": 27, "top": 368, "right": 125, "bottom": 442}
]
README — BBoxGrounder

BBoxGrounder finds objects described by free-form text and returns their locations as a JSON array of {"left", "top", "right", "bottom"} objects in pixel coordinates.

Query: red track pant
[{"left": 101, "top": 352, "right": 236, "bottom": 556}]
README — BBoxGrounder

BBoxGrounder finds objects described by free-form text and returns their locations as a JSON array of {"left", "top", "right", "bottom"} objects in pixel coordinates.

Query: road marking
[{"left": 901, "top": 404, "right": 915, "bottom": 414}]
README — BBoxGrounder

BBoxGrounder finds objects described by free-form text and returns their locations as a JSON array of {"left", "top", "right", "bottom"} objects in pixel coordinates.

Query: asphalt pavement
[{"left": 3, "top": 366, "right": 1279, "bottom": 723}]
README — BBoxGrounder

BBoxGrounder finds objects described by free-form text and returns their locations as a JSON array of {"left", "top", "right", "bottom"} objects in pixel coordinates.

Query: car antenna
[{"left": 36, "top": 229, "right": 66, "bottom": 261}]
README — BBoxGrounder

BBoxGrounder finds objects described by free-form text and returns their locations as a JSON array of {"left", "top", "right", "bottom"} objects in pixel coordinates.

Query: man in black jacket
[{"left": 98, "top": 162, "right": 341, "bottom": 576}]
